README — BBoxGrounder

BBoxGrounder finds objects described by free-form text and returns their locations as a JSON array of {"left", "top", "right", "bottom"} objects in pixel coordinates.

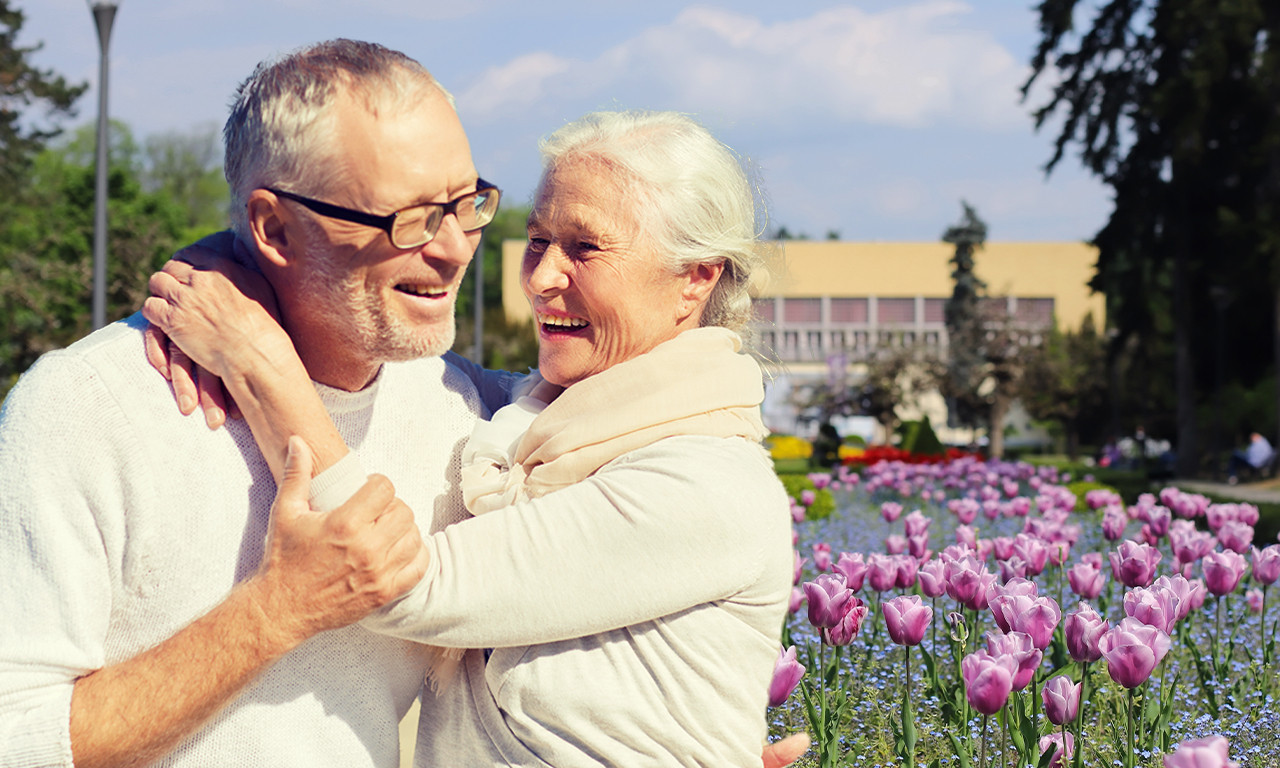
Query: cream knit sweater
[{"left": 0, "top": 314, "right": 486, "bottom": 768}]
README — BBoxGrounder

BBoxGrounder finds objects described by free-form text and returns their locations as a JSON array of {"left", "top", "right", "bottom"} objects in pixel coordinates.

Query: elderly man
[
  {"left": 0, "top": 40, "right": 498, "bottom": 767},
  {"left": 0, "top": 40, "right": 805, "bottom": 768}
]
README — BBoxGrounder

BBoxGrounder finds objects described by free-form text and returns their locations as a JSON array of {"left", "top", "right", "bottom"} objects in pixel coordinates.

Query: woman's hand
[{"left": 142, "top": 231, "right": 291, "bottom": 428}]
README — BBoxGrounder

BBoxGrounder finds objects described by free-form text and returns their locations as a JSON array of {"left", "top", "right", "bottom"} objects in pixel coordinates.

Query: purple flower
[
  {"left": 918, "top": 558, "right": 947, "bottom": 598},
  {"left": 803, "top": 573, "right": 853, "bottom": 628},
  {"left": 1068, "top": 561, "right": 1105, "bottom": 599},
  {"left": 767, "top": 645, "right": 806, "bottom": 707},
  {"left": 1252, "top": 544, "right": 1280, "bottom": 585},
  {"left": 986, "top": 630, "right": 1042, "bottom": 691},
  {"left": 1042, "top": 674, "right": 1081, "bottom": 725},
  {"left": 1099, "top": 617, "right": 1172, "bottom": 688},
  {"left": 880, "top": 501, "right": 903, "bottom": 522},
  {"left": 1039, "top": 732, "right": 1075, "bottom": 768},
  {"left": 1162, "top": 735, "right": 1241, "bottom": 768},
  {"left": 1124, "top": 585, "right": 1180, "bottom": 634},
  {"left": 1110, "top": 540, "right": 1162, "bottom": 588},
  {"left": 822, "top": 596, "right": 868, "bottom": 646},
  {"left": 882, "top": 594, "right": 933, "bottom": 646},
  {"left": 1064, "top": 602, "right": 1108, "bottom": 663},
  {"left": 812, "top": 542, "right": 832, "bottom": 572},
  {"left": 961, "top": 650, "right": 1017, "bottom": 715},
  {"left": 1203, "top": 550, "right": 1248, "bottom": 596},
  {"left": 866, "top": 553, "right": 898, "bottom": 592},
  {"left": 833, "top": 552, "right": 867, "bottom": 592},
  {"left": 1217, "top": 520, "right": 1254, "bottom": 554}
]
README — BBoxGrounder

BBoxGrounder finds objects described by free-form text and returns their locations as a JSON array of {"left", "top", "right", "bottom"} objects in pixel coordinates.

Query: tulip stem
[
  {"left": 1073, "top": 662, "right": 1088, "bottom": 768},
  {"left": 980, "top": 714, "right": 989, "bottom": 768},
  {"left": 1125, "top": 686, "right": 1135, "bottom": 768},
  {"left": 1263, "top": 585, "right": 1271, "bottom": 666}
]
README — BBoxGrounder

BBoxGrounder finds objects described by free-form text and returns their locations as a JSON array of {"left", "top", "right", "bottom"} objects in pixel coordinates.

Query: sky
[{"left": 19, "top": 0, "right": 1110, "bottom": 242}]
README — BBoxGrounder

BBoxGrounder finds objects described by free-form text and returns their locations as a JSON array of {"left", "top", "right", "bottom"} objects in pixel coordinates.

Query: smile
[
  {"left": 395, "top": 284, "right": 450, "bottom": 297},
  {"left": 537, "top": 312, "right": 589, "bottom": 329}
]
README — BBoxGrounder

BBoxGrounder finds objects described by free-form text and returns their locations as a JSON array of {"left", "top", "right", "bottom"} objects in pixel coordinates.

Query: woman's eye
[{"left": 577, "top": 241, "right": 598, "bottom": 252}]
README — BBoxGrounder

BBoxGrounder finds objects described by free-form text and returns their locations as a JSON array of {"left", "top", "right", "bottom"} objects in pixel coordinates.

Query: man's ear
[
  {"left": 247, "top": 189, "right": 297, "bottom": 269},
  {"left": 677, "top": 260, "right": 726, "bottom": 323}
]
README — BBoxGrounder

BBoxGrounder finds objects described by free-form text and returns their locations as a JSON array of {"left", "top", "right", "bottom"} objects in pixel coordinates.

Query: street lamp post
[{"left": 90, "top": 0, "right": 119, "bottom": 330}]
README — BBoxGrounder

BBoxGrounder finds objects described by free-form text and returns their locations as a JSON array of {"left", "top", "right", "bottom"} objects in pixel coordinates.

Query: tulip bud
[
  {"left": 767, "top": 645, "right": 806, "bottom": 707},
  {"left": 1041, "top": 674, "right": 1081, "bottom": 725}
]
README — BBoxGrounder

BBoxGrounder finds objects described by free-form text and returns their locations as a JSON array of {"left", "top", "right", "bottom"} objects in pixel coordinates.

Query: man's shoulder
[{"left": 6, "top": 314, "right": 154, "bottom": 407}]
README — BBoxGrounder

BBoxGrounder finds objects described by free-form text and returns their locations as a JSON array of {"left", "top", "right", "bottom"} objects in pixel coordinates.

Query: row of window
[{"left": 751, "top": 296, "right": 1055, "bottom": 326}]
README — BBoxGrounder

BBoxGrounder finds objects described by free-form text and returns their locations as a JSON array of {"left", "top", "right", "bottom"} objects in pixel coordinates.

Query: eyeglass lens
[{"left": 391, "top": 187, "right": 499, "bottom": 248}]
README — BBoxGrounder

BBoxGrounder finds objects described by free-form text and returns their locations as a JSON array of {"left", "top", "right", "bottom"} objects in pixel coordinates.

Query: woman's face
[{"left": 522, "top": 158, "right": 709, "bottom": 388}]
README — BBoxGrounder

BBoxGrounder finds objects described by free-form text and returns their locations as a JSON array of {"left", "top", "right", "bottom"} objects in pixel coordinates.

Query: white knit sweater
[
  {"left": 0, "top": 314, "right": 485, "bottom": 768},
  {"left": 369, "top": 434, "right": 794, "bottom": 768}
]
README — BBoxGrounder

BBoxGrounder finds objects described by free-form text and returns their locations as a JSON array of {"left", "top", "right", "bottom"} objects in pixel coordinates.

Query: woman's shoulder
[{"left": 604, "top": 435, "right": 784, "bottom": 500}]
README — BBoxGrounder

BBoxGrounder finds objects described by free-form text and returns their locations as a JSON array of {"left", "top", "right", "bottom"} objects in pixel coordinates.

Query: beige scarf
[{"left": 424, "top": 326, "right": 768, "bottom": 691}]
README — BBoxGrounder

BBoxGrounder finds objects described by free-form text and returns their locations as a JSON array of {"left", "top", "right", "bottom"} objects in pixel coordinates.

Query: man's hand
[
  {"left": 762, "top": 733, "right": 811, "bottom": 768},
  {"left": 246, "top": 437, "right": 430, "bottom": 646}
]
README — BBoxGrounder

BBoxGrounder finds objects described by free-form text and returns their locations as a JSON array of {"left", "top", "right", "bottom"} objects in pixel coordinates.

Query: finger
[
  {"left": 168, "top": 344, "right": 199, "bottom": 415},
  {"left": 159, "top": 258, "right": 197, "bottom": 281},
  {"left": 272, "top": 436, "right": 315, "bottom": 524},
  {"left": 142, "top": 323, "right": 172, "bottom": 381},
  {"left": 226, "top": 391, "right": 244, "bottom": 421},
  {"left": 195, "top": 363, "right": 228, "bottom": 429},
  {"left": 329, "top": 474, "right": 397, "bottom": 528},
  {"left": 761, "top": 733, "right": 810, "bottom": 768},
  {"left": 387, "top": 534, "right": 430, "bottom": 598}
]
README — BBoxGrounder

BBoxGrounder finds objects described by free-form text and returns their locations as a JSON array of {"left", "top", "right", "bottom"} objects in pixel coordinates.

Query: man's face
[{"left": 283, "top": 87, "right": 480, "bottom": 388}]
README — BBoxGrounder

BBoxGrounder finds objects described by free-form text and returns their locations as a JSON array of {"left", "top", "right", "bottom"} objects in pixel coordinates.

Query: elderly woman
[{"left": 146, "top": 110, "right": 791, "bottom": 766}]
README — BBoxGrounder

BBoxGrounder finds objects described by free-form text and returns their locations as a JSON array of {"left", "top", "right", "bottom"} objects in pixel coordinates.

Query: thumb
[{"left": 274, "top": 436, "right": 315, "bottom": 520}]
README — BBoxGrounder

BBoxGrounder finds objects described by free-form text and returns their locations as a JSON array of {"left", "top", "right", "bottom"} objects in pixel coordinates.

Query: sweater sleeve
[
  {"left": 360, "top": 435, "right": 790, "bottom": 648},
  {"left": 441, "top": 352, "right": 521, "bottom": 417},
  {"left": 0, "top": 355, "right": 137, "bottom": 767}
]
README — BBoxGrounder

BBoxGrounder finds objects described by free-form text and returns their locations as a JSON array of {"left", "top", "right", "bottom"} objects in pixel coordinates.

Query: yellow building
[{"left": 501, "top": 238, "right": 1103, "bottom": 443}]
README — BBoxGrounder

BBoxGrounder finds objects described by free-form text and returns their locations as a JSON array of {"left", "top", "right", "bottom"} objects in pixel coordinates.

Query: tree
[
  {"left": 856, "top": 345, "right": 942, "bottom": 442},
  {"left": 1024, "top": 0, "right": 1280, "bottom": 475},
  {"left": 0, "top": 0, "right": 86, "bottom": 198},
  {"left": 1019, "top": 313, "right": 1109, "bottom": 458},
  {"left": 452, "top": 203, "right": 540, "bottom": 371},
  {"left": 940, "top": 201, "right": 990, "bottom": 431},
  {"left": 1, "top": 138, "right": 189, "bottom": 396}
]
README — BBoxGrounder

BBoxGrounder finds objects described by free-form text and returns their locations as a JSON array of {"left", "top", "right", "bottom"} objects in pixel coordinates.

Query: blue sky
[{"left": 21, "top": 0, "right": 1110, "bottom": 242}]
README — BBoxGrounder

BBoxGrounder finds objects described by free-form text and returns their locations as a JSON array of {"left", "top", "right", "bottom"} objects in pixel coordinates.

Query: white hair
[
  {"left": 223, "top": 39, "right": 454, "bottom": 242},
  {"left": 536, "top": 110, "right": 770, "bottom": 337}
]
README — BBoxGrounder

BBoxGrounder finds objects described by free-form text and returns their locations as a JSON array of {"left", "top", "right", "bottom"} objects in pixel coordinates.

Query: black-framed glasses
[{"left": 266, "top": 179, "right": 501, "bottom": 249}]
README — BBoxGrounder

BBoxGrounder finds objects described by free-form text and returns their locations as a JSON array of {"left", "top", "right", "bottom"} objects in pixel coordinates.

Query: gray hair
[
  {"left": 223, "top": 39, "right": 454, "bottom": 242},
  {"left": 536, "top": 110, "right": 769, "bottom": 337}
]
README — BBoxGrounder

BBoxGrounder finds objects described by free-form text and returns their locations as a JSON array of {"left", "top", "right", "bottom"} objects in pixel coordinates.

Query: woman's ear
[
  {"left": 677, "top": 261, "right": 726, "bottom": 324},
  {"left": 247, "top": 189, "right": 295, "bottom": 269}
]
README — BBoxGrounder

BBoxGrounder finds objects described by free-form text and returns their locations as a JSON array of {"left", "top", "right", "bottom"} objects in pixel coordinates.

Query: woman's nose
[{"left": 523, "top": 250, "right": 570, "bottom": 295}]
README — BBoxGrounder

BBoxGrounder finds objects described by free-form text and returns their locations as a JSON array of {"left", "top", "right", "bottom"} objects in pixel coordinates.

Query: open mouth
[
  {"left": 537, "top": 312, "right": 589, "bottom": 335},
  {"left": 395, "top": 283, "right": 450, "bottom": 299}
]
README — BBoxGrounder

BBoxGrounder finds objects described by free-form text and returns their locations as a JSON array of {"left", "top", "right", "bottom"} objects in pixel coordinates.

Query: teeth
[
  {"left": 398, "top": 285, "right": 448, "bottom": 297},
  {"left": 537, "top": 313, "right": 588, "bottom": 328}
]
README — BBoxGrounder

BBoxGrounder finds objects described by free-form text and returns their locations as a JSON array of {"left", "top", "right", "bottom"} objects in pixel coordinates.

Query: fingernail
[{"left": 178, "top": 395, "right": 194, "bottom": 413}]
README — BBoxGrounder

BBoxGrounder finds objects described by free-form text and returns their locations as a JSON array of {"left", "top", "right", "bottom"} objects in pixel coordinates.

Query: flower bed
[{"left": 771, "top": 457, "right": 1278, "bottom": 768}]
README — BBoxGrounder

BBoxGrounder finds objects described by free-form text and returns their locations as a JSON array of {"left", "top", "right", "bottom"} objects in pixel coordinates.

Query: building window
[
  {"left": 924, "top": 298, "right": 946, "bottom": 323},
  {"left": 830, "top": 297, "right": 868, "bottom": 323},
  {"left": 1016, "top": 297, "right": 1055, "bottom": 326},
  {"left": 752, "top": 298, "right": 775, "bottom": 323},
  {"left": 877, "top": 298, "right": 916, "bottom": 325},
  {"left": 784, "top": 298, "right": 822, "bottom": 324}
]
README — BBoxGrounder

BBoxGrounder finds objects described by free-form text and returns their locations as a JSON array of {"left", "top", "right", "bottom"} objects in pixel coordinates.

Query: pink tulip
[
  {"left": 880, "top": 501, "right": 903, "bottom": 522},
  {"left": 884, "top": 534, "right": 907, "bottom": 555},
  {"left": 866, "top": 553, "right": 898, "bottom": 592},
  {"left": 1068, "top": 561, "right": 1105, "bottom": 599},
  {"left": 833, "top": 552, "right": 867, "bottom": 591},
  {"left": 1217, "top": 520, "right": 1254, "bottom": 554},
  {"left": 883, "top": 594, "right": 933, "bottom": 646},
  {"left": 1147, "top": 506, "right": 1172, "bottom": 537},
  {"left": 918, "top": 558, "right": 947, "bottom": 598},
  {"left": 1110, "top": 540, "right": 1162, "bottom": 588},
  {"left": 788, "top": 587, "right": 804, "bottom": 614},
  {"left": 793, "top": 550, "right": 806, "bottom": 584},
  {"left": 822, "top": 596, "right": 868, "bottom": 646},
  {"left": 955, "top": 525, "right": 978, "bottom": 549},
  {"left": 803, "top": 573, "right": 854, "bottom": 628},
  {"left": 1151, "top": 574, "right": 1198, "bottom": 622},
  {"left": 907, "top": 532, "right": 931, "bottom": 560},
  {"left": 1064, "top": 602, "right": 1109, "bottom": 662},
  {"left": 1041, "top": 674, "right": 1081, "bottom": 725},
  {"left": 1039, "top": 732, "right": 1075, "bottom": 768},
  {"left": 1012, "top": 533, "right": 1050, "bottom": 576},
  {"left": 946, "top": 555, "right": 995, "bottom": 611},
  {"left": 986, "top": 630, "right": 1042, "bottom": 690},
  {"left": 1102, "top": 505, "right": 1128, "bottom": 540},
  {"left": 800, "top": 489, "right": 816, "bottom": 506},
  {"left": 904, "top": 510, "right": 930, "bottom": 537},
  {"left": 1162, "top": 735, "right": 1241, "bottom": 768},
  {"left": 1203, "top": 550, "right": 1248, "bottom": 596},
  {"left": 949, "top": 498, "right": 979, "bottom": 525},
  {"left": 1246, "top": 588, "right": 1263, "bottom": 614},
  {"left": 1124, "top": 585, "right": 1180, "bottom": 634},
  {"left": 893, "top": 554, "right": 919, "bottom": 589},
  {"left": 991, "top": 536, "right": 1016, "bottom": 561},
  {"left": 997, "top": 557, "right": 1028, "bottom": 583},
  {"left": 961, "top": 650, "right": 1017, "bottom": 715},
  {"left": 1252, "top": 544, "right": 1280, "bottom": 585},
  {"left": 1081, "top": 552, "right": 1104, "bottom": 570},
  {"left": 767, "top": 645, "right": 805, "bottom": 707},
  {"left": 1099, "top": 617, "right": 1172, "bottom": 688}
]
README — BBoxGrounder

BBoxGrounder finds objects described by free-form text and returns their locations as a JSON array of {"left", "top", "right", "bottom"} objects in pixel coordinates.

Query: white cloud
[{"left": 459, "top": 2, "right": 1031, "bottom": 132}]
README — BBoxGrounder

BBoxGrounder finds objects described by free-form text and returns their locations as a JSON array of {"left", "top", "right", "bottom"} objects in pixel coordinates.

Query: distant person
[{"left": 1228, "top": 432, "right": 1275, "bottom": 484}]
